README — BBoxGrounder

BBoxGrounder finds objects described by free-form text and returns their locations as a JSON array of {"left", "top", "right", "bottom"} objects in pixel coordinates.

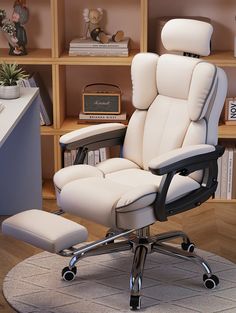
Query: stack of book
[
  {"left": 222, "top": 98, "right": 236, "bottom": 125},
  {"left": 78, "top": 111, "right": 128, "bottom": 124},
  {"left": 215, "top": 143, "right": 236, "bottom": 200},
  {"left": 69, "top": 37, "right": 130, "bottom": 57},
  {"left": 18, "top": 72, "right": 53, "bottom": 126},
  {"left": 64, "top": 147, "right": 110, "bottom": 167}
]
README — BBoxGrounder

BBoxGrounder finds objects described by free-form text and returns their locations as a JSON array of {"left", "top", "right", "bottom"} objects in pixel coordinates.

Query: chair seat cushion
[
  {"left": 54, "top": 158, "right": 139, "bottom": 191},
  {"left": 2, "top": 209, "right": 88, "bottom": 253},
  {"left": 96, "top": 157, "right": 140, "bottom": 174},
  {"left": 54, "top": 164, "right": 104, "bottom": 191},
  {"left": 60, "top": 168, "right": 200, "bottom": 228}
]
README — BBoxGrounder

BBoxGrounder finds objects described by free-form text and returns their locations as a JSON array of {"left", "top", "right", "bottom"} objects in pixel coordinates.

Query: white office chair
[{"left": 2, "top": 19, "right": 227, "bottom": 310}]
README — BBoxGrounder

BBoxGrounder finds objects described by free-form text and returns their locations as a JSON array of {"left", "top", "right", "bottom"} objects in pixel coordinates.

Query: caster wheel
[
  {"left": 203, "top": 274, "right": 219, "bottom": 289},
  {"left": 130, "top": 295, "right": 141, "bottom": 310},
  {"left": 181, "top": 242, "right": 195, "bottom": 253},
  {"left": 104, "top": 232, "right": 115, "bottom": 245},
  {"left": 62, "top": 266, "right": 77, "bottom": 281}
]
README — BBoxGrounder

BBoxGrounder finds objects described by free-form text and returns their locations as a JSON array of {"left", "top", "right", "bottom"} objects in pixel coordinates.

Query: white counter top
[{"left": 0, "top": 88, "right": 39, "bottom": 148}]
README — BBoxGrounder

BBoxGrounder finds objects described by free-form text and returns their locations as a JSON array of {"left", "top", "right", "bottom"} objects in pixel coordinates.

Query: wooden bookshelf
[{"left": 204, "top": 51, "right": 236, "bottom": 67}]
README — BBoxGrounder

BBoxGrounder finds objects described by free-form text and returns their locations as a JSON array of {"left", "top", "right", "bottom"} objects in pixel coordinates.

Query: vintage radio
[{"left": 82, "top": 83, "right": 121, "bottom": 114}]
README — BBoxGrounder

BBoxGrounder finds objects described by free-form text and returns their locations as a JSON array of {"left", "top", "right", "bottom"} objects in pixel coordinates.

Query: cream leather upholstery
[
  {"left": 161, "top": 19, "right": 213, "bottom": 56},
  {"left": 54, "top": 19, "right": 227, "bottom": 230},
  {"left": 60, "top": 123, "right": 126, "bottom": 145},
  {"left": 2, "top": 209, "right": 88, "bottom": 253}
]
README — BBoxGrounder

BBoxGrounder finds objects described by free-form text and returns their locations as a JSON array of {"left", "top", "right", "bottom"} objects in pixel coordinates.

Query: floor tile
[
  {"left": 94, "top": 292, "right": 160, "bottom": 311},
  {"left": 214, "top": 287, "right": 236, "bottom": 302},
  {"left": 142, "top": 283, "right": 200, "bottom": 301},
  {"left": 174, "top": 295, "right": 236, "bottom": 313},
  {"left": 61, "top": 281, "right": 122, "bottom": 300},
  {"left": 13, "top": 291, "right": 79, "bottom": 310},
  {"left": 97, "top": 273, "right": 161, "bottom": 291}
]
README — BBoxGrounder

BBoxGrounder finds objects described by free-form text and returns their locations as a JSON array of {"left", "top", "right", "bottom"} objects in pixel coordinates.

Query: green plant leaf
[{"left": 0, "top": 62, "right": 29, "bottom": 86}]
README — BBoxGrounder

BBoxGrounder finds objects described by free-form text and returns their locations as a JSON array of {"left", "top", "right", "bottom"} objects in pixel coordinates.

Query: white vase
[{"left": 0, "top": 85, "right": 20, "bottom": 99}]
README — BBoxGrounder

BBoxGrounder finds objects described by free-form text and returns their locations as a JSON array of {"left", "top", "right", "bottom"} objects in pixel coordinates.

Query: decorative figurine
[
  {"left": 9, "top": 0, "right": 29, "bottom": 55},
  {"left": 83, "top": 8, "right": 124, "bottom": 44},
  {"left": 0, "top": 9, "right": 6, "bottom": 27},
  {"left": 0, "top": 9, "right": 17, "bottom": 50},
  {"left": 0, "top": 1, "right": 29, "bottom": 55}
]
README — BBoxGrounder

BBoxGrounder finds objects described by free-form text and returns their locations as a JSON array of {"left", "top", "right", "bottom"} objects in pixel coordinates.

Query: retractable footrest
[{"left": 2, "top": 209, "right": 88, "bottom": 254}]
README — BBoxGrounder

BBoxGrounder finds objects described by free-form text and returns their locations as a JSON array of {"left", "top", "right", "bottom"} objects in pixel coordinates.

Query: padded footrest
[{"left": 2, "top": 209, "right": 88, "bottom": 253}]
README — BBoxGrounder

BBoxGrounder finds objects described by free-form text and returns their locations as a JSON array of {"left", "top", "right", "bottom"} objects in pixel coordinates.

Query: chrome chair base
[{"left": 60, "top": 226, "right": 218, "bottom": 310}]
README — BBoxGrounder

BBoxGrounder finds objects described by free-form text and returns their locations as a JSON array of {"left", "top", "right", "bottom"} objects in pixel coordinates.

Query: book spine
[
  {"left": 99, "top": 147, "right": 110, "bottom": 162},
  {"left": 28, "top": 73, "right": 53, "bottom": 126},
  {"left": 70, "top": 44, "right": 129, "bottom": 50},
  {"left": 226, "top": 147, "right": 234, "bottom": 200},
  {"left": 88, "top": 151, "right": 95, "bottom": 166},
  {"left": 94, "top": 150, "right": 100, "bottom": 165},
  {"left": 40, "top": 112, "right": 45, "bottom": 126},
  {"left": 79, "top": 112, "right": 126, "bottom": 120},
  {"left": 64, "top": 151, "right": 69, "bottom": 167},
  {"left": 69, "top": 50, "right": 128, "bottom": 57},
  {"left": 220, "top": 147, "right": 229, "bottom": 199},
  {"left": 70, "top": 38, "right": 129, "bottom": 49},
  {"left": 232, "top": 146, "right": 236, "bottom": 199},
  {"left": 215, "top": 157, "right": 222, "bottom": 199}
]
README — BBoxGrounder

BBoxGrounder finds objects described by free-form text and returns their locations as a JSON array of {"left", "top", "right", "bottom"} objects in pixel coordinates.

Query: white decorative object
[{"left": 0, "top": 85, "right": 20, "bottom": 99}]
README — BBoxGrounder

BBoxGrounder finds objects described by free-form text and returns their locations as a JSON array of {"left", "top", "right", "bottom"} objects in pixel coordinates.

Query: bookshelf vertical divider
[{"left": 140, "top": 0, "right": 148, "bottom": 52}]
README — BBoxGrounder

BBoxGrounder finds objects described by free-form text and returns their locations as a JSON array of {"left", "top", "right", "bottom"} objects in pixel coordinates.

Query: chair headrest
[{"left": 161, "top": 19, "right": 213, "bottom": 56}]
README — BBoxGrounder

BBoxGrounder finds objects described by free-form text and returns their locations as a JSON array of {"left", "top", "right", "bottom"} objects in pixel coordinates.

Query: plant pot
[{"left": 0, "top": 85, "right": 20, "bottom": 99}]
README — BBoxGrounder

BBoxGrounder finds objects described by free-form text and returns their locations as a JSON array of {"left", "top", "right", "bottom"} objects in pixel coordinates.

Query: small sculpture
[
  {"left": 83, "top": 8, "right": 124, "bottom": 44},
  {"left": 0, "top": 9, "right": 6, "bottom": 27},
  {"left": 0, "top": 9, "right": 17, "bottom": 48},
  {"left": 9, "top": 0, "right": 29, "bottom": 55},
  {"left": 0, "top": 1, "right": 29, "bottom": 56}
]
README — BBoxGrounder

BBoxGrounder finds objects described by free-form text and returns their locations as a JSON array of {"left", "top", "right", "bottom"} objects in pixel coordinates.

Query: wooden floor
[{"left": 0, "top": 200, "right": 235, "bottom": 312}]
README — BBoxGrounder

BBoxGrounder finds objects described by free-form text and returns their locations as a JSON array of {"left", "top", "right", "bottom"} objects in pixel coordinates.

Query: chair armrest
[
  {"left": 60, "top": 123, "right": 127, "bottom": 150},
  {"left": 149, "top": 144, "right": 224, "bottom": 176},
  {"left": 148, "top": 144, "right": 224, "bottom": 222}
]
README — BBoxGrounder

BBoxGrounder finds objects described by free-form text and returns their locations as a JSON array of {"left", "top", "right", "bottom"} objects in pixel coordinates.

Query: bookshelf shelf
[
  {"left": 41, "top": 119, "right": 90, "bottom": 135},
  {"left": 208, "top": 198, "right": 236, "bottom": 204},
  {"left": 218, "top": 125, "right": 236, "bottom": 139},
  {"left": 60, "top": 117, "right": 90, "bottom": 134},
  {"left": 204, "top": 51, "right": 236, "bottom": 67},
  {"left": 41, "top": 125, "right": 56, "bottom": 135},
  {"left": 42, "top": 179, "right": 56, "bottom": 200},
  {"left": 58, "top": 50, "right": 139, "bottom": 66},
  {"left": 1, "top": 49, "right": 53, "bottom": 64}
]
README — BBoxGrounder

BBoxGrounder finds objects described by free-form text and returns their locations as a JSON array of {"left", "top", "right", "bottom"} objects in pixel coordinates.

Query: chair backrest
[{"left": 123, "top": 19, "right": 227, "bottom": 171}]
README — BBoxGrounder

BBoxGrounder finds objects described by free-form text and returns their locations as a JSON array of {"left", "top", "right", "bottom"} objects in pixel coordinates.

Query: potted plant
[{"left": 0, "top": 62, "right": 28, "bottom": 99}]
